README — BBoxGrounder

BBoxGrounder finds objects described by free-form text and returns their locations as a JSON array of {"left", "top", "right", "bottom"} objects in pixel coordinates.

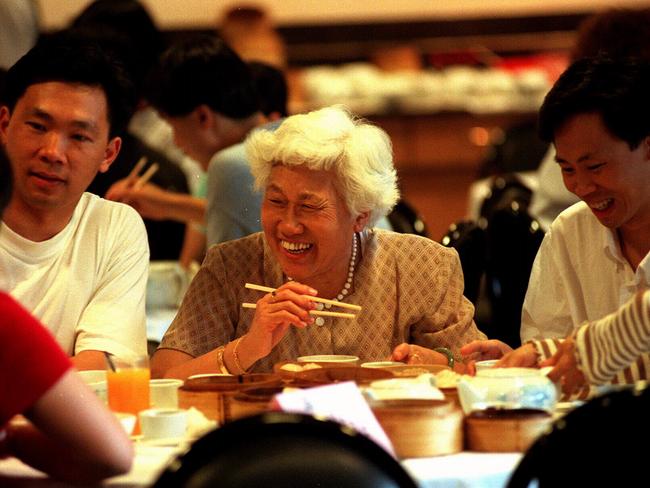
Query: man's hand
[{"left": 540, "top": 338, "right": 586, "bottom": 395}]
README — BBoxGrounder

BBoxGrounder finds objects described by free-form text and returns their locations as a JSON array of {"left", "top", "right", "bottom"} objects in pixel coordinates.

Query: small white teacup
[
  {"left": 139, "top": 408, "right": 188, "bottom": 440},
  {"left": 150, "top": 378, "right": 184, "bottom": 409}
]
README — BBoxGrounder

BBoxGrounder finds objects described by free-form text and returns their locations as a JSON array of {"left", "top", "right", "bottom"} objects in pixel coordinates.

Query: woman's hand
[
  {"left": 460, "top": 339, "right": 512, "bottom": 362},
  {"left": 539, "top": 338, "right": 586, "bottom": 395},
  {"left": 495, "top": 342, "right": 539, "bottom": 368},
  {"left": 390, "top": 343, "right": 448, "bottom": 366},
  {"left": 243, "top": 281, "right": 317, "bottom": 363}
]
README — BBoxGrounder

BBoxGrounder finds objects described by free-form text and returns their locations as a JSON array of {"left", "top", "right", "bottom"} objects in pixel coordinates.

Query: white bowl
[
  {"left": 297, "top": 355, "right": 359, "bottom": 364},
  {"left": 139, "top": 408, "right": 188, "bottom": 440},
  {"left": 361, "top": 361, "right": 403, "bottom": 368},
  {"left": 474, "top": 359, "right": 498, "bottom": 371}
]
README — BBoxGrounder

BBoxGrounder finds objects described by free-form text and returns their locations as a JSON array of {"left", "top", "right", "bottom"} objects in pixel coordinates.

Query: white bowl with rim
[{"left": 296, "top": 355, "right": 359, "bottom": 364}]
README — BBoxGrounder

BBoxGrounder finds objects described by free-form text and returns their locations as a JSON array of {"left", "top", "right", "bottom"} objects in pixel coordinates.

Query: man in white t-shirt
[
  {"left": 0, "top": 36, "right": 149, "bottom": 370},
  {"left": 461, "top": 57, "right": 650, "bottom": 386}
]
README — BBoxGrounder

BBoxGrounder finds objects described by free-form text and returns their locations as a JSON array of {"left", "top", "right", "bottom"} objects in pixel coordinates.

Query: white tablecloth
[{"left": 0, "top": 448, "right": 522, "bottom": 487}]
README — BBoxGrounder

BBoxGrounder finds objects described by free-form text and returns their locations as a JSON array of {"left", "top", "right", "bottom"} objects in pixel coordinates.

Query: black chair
[
  {"left": 507, "top": 385, "right": 650, "bottom": 487},
  {"left": 440, "top": 220, "right": 487, "bottom": 306},
  {"left": 387, "top": 199, "right": 428, "bottom": 237},
  {"left": 154, "top": 412, "right": 418, "bottom": 488},
  {"left": 483, "top": 205, "right": 544, "bottom": 348},
  {"left": 441, "top": 175, "right": 544, "bottom": 346}
]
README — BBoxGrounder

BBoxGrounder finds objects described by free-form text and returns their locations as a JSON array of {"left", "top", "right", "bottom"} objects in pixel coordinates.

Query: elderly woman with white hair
[{"left": 151, "top": 106, "right": 485, "bottom": 378}]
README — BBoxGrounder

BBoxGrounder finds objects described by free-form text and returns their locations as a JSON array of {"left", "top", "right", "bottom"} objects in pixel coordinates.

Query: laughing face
[
  {"left": 554, "top": 112, "right": 650, "bottom": 232},
  {"left": 261, "top": 165, "right": 368, "bottom": 295},
  {"left": 0, "top": 81, "right": 119, "bottom": 225}
]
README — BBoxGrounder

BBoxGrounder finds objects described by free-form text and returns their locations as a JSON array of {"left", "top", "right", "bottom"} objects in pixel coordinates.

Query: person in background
[
  {"left": 107, "top": 35, "right": 268, "bottom": 267},
  {"left": 151, "top": 106, "right": 485, "bottom": 379},
  {"left": 218, "top": 5, "right": 286, "bottom": 69},
  {"left": 462, "top": 56, "right": 650, "bottom": 392},
  {"left": 0, "top": 37, "right": 149, "bottom": 369},
  {"left": 248, "top": 61, "right": 289, "bottom": 121},
  {"left": 529, "top": 7, "right": 650, "bottom": 229},
  {"left": 0, "top": 149, "right": 133, "bottom": 484},
  {"left": 66, "top": 0, "right": 191, "bottom": 261}
]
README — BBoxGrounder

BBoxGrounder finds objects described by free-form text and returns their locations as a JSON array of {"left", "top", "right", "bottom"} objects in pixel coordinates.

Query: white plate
[
  {"left": 187, "top": 373, "right": 233, "bottom": 380},
  {"left": 361, "top": 361, "right": 403, "bottom": 368},
  {"left": 297, "top": 355, "right": 359, "bottom": 363}
]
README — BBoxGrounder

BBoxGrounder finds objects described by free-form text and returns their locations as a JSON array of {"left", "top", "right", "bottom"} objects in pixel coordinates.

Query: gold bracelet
[
  {"left": 216, "top": 346, "right": 230, "bottom": 374},
  {"left": 232, "top": 337, "right": 246, "bottom": 374}
]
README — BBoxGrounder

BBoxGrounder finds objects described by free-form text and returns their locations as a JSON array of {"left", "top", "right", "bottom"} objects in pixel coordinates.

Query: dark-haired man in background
[{"left": 107, "top": 36, "right": 269, "bottom": 267}]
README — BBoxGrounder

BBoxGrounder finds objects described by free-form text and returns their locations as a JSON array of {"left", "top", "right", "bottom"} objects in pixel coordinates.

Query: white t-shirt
[
  {"left": 0, "top": 193, "right": 149, "bottom": 357},
  {"left": 521, "top": 201, "right": 650, "bottom": 342}
]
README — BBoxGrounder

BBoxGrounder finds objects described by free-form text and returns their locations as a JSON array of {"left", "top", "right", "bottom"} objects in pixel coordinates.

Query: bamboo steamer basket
[
  {"left": 226, "top": 386, "right": 285, "bottom": 422},
  {"left": 465, "top": 408, "right": 553, "bottom": 452},
  {"left": 274, "top": 363, "right": 394, "bottom": 387},
  {"left": 179, "top": 373, "right": 281, "bottom": 424},
  {"left": 371, "top": 399, "right": 463, "bottom": 458}
]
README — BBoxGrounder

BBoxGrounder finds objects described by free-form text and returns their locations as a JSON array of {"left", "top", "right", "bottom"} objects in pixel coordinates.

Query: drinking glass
[{"left": 106, "top": 353, "right": 150, "bottom": 434}]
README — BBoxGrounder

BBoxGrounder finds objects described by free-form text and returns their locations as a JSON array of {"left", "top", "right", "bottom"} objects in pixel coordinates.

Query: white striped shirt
[{"left": 532, "top": 290, "right": 650, "bottom": 396}]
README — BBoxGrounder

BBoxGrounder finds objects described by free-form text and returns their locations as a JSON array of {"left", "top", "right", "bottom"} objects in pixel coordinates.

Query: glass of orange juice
[{"left": 106, "top": 353, "right": 150, "bottom": 434}]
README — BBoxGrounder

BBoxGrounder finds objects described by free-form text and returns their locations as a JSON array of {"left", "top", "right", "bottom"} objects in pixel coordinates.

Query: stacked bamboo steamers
[{"left": 179, "top": 362, "right": 557, "bottom": 458}]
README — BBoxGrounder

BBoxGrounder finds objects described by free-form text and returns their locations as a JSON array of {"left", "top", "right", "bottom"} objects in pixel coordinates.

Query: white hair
[{"left": 246, "top": 105, "right": 399, "bottom": 227}]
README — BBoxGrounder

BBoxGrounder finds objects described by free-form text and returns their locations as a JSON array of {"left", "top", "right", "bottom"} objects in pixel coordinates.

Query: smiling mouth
[
  {"left": 31, "top": 171, "right": 64, "bottom": 183},
  {"left": 280, "top": 240, "right": 313, "bottom": 254},
  {"left": 589, "top": 198, "right": 613, "bottom": 211}
]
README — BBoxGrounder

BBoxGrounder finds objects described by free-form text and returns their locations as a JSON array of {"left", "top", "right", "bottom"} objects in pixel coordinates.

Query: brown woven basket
[
  {"left": 371, "top": 399, "right": 463, "bottom": 458},
  {"left": 465, "top": 408, "right": 553, "bottom": 452}
]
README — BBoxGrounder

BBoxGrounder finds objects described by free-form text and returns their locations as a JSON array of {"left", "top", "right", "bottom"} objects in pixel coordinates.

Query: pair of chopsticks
[
  {"left": 127, "top": 156, "right": 159, "bottom": 190},
  {"left": 242, "top": 283, "right": 361, "bottom": 319}
]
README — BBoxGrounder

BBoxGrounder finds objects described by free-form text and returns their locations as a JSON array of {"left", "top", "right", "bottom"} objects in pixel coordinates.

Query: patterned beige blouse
[{"left": 159, "top": 229, "right": 486, "bottom": 372}]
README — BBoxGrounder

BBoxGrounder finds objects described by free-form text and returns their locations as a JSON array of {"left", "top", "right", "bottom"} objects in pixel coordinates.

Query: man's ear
[
  {"left": 98, "top": 137, "right": 121, "bottom": 173},
  {"left": 0, "top": 106, "right": 11, "bottom": 145},
  {"left": 353, "top": 210, "right": 370, "bottom": 232},
  {"left": 196, "top": 104, "right": 216, "bottom": 130}
]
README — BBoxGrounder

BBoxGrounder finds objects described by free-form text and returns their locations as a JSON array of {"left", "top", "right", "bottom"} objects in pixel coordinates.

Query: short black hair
[
  {"left": 4, "top": 35, "right": 136, "bottom": 138},
  {"left": 148, "top": 35, "right": 259, "bottom": 119},
  {"left": 538, "top": 56, "right": 650, "bottom": 149},
  {"left": 248, "top": 61, "right": 288, "bottom": 118}
]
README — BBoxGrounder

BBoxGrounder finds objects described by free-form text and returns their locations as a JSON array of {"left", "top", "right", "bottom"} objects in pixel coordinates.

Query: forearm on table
[{"left": 152, "top": 347, "right": 226, "bottom": 380}]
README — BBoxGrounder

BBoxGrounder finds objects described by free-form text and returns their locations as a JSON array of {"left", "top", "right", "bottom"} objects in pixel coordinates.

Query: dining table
[
  {"left": 0, "top": 441, "right": 522, "bottom": 488},
  {"left": 0, "top": 375, "right": 551, "bottom": 488}
]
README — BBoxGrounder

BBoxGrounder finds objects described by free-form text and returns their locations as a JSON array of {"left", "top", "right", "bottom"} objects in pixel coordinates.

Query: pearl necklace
[{"left": 288, "top": 233, "right": 358, "bottom": 326}]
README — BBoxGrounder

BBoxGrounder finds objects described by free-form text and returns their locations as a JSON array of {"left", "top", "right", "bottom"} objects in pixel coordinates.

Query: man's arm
[
  {"left": 71, "top": 350, "right": 108, "bottom": 370},
  {"left": 74, "top": 204, "right": 149, "bottom": 359},
  {"left": 106, "top": 180, "right": 206, "bottom": 224}
]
